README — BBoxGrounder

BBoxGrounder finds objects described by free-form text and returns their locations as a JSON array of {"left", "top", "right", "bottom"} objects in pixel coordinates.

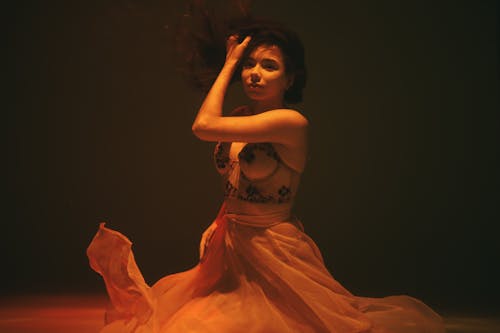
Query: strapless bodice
[{"left": 214, "top": 140, "right": 302, "bottom": 217}]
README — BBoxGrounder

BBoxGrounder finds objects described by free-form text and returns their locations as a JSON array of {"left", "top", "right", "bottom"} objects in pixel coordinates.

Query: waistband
[
  {"left": 224, "top": 211, "right": 292, "bottom": 228},
  {"left": 214, "top": 201, "right": 302, "bottom": 230}
]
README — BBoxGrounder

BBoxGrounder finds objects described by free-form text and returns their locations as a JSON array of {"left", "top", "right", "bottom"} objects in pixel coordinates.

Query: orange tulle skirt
[{"left": 87, "top": 202, "right": 445, "bottom": 333}]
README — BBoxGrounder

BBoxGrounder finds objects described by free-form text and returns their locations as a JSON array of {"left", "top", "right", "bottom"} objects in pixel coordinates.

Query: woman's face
[{"left": 241, "top": 44, "right": 292, "bottom": 103}]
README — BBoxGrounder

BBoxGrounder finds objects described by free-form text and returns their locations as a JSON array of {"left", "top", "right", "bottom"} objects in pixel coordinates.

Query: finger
[
  {"left": 226, "top": 34, "right": 239, "bottom": 49},
  {"left": 227, "top": 34, "right": 238, "bottom": 42},
  {"left": 241, "top": 35, "right": 251, "bottom": 45}
]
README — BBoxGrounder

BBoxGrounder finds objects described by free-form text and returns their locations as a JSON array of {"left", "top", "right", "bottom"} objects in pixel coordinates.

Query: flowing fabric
[
  {"left": 88, "top": 129, "right": 445, "bottom": 332},
  {"left": 87, "top": 202, "right": 445, "bottom": 333}
]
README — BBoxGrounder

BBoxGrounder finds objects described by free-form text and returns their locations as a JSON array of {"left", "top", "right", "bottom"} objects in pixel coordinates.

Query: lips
[{"left": 248, "top": 83, "right": 262, "bottom": 89}]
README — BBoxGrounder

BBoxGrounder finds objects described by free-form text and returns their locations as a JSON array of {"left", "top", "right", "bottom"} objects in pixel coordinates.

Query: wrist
[{"left": 223, "top": 58, "right": 240, "bottom": 70}]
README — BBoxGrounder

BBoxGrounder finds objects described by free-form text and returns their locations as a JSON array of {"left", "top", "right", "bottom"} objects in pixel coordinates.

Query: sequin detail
[
  {"left": 217, "top": 143, "right": 294, "bottom": 204},
  {"left": 238, "top": 143, "right": 280, "bottom": 164},
  {"left": 214, "top": 142, "right": 229, "bottom": 170}
]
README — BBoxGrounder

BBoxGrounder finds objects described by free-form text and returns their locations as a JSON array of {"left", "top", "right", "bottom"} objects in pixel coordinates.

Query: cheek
[
  {"left": 268, "top": 73, "right": 288, "bottom": 88},
  {"left": 241, "top": 68, "right": 252, "bottom": 80}
]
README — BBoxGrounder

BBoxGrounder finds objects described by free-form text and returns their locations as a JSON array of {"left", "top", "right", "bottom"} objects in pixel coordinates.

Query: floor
[{"left": 0, "top": 294, "right": 498, "bottom": 333}]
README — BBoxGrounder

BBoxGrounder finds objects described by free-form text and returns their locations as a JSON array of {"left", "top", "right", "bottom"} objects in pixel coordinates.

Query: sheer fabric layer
[{"left": 87, "top": 203, "right": 445, "bottom": 333}]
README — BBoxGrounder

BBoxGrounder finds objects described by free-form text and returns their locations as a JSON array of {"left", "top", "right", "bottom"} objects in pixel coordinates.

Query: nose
[
  {"left": 249, "top": 64, "right": 261, "bottom": 83},
  {"left": 250, "top": 72, "right": 260, "bottom": 83}
]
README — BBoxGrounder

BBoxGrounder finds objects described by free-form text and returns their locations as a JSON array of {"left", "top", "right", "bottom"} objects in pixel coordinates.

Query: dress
[{"left": 87, "top": 108, "right": 446, "bottom": 333}]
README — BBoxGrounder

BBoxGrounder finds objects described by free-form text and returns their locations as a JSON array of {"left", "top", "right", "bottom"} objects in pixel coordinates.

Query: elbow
[
  {"left": 191, "top": 122, "right": 201, "bottom": 135},
  {"left": 191, "top": 122, "right": 203, "bottom": 139},
  {"left": 192, "top": 115, "right": 221, "bottom": 141},
  {"left": 191, "top": 120, "right": 210, "bottom": 141}
]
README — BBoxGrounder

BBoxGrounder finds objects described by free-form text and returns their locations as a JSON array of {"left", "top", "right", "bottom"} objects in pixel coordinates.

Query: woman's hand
[
  {"left": 225, "top": 35, "right": 251, "bottom": 65},
  {"left": 199, "top": 221, "right": 218, "bottom": 262}
]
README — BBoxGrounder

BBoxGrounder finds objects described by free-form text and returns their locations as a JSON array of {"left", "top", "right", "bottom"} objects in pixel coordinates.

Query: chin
[{"left": 244, "top": 91, "right": 267, "bottom": 101}]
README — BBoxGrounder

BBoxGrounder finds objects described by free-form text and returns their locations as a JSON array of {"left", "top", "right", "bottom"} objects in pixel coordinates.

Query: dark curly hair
[{"left": 175, "top": 1, "right": 307, "bottom": 104}]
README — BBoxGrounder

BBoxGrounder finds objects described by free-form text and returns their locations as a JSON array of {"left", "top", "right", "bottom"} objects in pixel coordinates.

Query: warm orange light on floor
[
  {"left": 0, "top": 295, "right": 499, "bottom": 333},
  {"left": 0, "top": 294, "right": 107, "bottom": 333}
]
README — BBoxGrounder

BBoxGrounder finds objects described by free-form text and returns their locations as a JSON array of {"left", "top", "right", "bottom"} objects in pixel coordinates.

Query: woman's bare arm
[{"left": 192, "top": 108, "right": 308, "bottom": 145}]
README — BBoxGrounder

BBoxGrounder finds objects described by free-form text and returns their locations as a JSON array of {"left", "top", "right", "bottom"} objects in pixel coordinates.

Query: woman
[{"left": 87, "top": 19, "right": 446, "bottom": 333}]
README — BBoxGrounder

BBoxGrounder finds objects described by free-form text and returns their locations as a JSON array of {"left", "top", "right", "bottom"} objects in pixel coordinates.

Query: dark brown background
[{"left": 6, "top": 0, "right": 499, "bottom": 315}]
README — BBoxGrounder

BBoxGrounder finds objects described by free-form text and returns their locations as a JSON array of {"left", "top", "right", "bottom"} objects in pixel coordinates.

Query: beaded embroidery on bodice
[{"left": 214, "top": 140, "right": 300, "bottom": 205}]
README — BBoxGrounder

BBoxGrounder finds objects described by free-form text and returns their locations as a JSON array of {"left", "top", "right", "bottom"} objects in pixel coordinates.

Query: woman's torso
[{"left": 214, "top": 139, "right": 303, "bottom": 221}]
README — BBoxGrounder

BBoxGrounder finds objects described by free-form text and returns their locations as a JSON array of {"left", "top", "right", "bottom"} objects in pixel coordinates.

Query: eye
[
  {"left": 262, "top": 59, "right": 279, "bottom": 71},
  {"left": 243, "top": 59, "right": 256, "bottom": 69}
]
